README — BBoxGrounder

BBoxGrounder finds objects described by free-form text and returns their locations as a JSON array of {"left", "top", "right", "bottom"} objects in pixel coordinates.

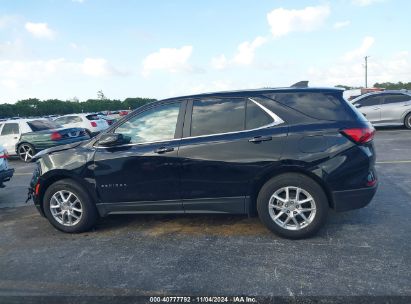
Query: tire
[
  {"left": 257, "top": 173, "right": 328, "bottom": 239},
  {"left": 405, "top": 113, "right": 411, "bottom": 129},
  {"left": 43, "top": 179, "right": 98, "bottom": 233},
  {"left": 17, "top": 143, "right": 36, "bottom": 162}
]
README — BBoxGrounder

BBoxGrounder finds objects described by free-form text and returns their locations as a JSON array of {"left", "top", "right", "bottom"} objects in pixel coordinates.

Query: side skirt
[{"left": 96, "top": 197, "right": 249, "bottom": 217}]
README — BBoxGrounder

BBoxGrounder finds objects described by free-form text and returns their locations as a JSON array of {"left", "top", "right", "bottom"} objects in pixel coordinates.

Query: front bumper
[
  {"left": 0, "top": 168, "right": 15, "bottom": 185},
  {"left": 331, "top": 183, "right": 378, "bottom": 212}
]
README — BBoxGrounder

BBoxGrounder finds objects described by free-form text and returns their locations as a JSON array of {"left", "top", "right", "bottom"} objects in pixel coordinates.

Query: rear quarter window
[
  {"left": 265, "top": 92, "right": 355, "bottom": 121},
  {"left": 27, "top": 120, "right": 62, "bottom": 131},
  {"left": 86, "top": 114, "right": 100, "bottom": 121}
]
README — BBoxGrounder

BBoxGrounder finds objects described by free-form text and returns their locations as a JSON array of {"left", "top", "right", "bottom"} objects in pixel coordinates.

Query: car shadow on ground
[{"left": 92, "top": 208, "right": 372, "bottom": 239}]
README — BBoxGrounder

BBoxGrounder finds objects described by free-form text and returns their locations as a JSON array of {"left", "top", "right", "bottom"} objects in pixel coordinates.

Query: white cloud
[
  {"left": 211, "top": 36, "right": 268, "bottom": 70},
  {"left": 142, "top": 45, "right": 194, "bottom": 76},
  {"left": 25, "top": 22, "right": 55, "bottom": 39},
  {"left": 82, "top": 57, "right": 127, "bottom": 77},
  {"left": 233, "top": 36, "right": 267, "bottom": 65},
  {"left": 351, "top": 0, "right": 384, "bottom": 6},
  {"left": 267, "top": 5, "right": 330, "bottom": 38},
  {"left": 343, "top": 36, "right": 374, "bottom": 61},
  {"left": 333, "top": 20, "right": 351, "bottom": 30},
  {"left": 0, "top": 57, "right": 127, "bottom": 93}
]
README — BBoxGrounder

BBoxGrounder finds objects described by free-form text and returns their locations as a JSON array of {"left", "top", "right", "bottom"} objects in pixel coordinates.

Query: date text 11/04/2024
[{"left": 149, "top": 296, "right": 257, "bottom": 303}]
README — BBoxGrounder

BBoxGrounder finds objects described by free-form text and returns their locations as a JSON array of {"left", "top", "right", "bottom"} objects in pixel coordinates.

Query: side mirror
[
  {"left": 97, "top": 133, "right": 130, "bottom": 147},
  {"left": 354, "top": 103, "right": 362, "bottom": 108}
]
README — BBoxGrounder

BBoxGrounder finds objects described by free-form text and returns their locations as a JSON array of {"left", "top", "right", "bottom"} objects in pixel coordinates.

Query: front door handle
[
  {"left": 154, "top": 146, "right": 175, "bottom": 154},
  {"left": 249, "top": 136, "right": 272, "bottom": 143},
  {"left": 373, "top": 107, "right": 380, "bottom": 110}
]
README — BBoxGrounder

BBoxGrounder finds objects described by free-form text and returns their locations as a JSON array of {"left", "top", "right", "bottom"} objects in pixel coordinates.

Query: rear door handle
[
  {"left": 154, "top": 146, "right": 175, "bottom": 154},
  {"left": 373, "top": 107, "right": 380, "bottom": 110},
  {"left": 249, "top": 136, "right": 272, "bottom": 143}
]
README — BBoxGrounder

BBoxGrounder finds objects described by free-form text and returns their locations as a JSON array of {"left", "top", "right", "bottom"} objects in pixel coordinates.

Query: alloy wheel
[
  {"left": 18, "top": 144, "right": 34, "bottom": 162},
  {"left": 268, "top": 186, "right": 317, "bottom": 231},
  {"left": 50, "top": 190, "right": 83, "bottom": 226}
]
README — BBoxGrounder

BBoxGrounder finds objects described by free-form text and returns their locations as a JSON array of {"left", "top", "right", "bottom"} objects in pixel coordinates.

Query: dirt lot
[{"left": 0, "top": 128, "right": 410, "bottom": 296}]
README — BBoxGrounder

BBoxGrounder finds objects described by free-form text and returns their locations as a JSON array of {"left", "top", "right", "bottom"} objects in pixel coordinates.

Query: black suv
[{"left": 29, "top": 87, "right": 377, "bottom": 238}]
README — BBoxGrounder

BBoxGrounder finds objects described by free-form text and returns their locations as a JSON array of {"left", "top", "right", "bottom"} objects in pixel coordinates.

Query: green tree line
[
  {"left": 335, "top": 81, "right": 411, "bottom": 90},
  {"left": 0, "top": 97, "right": 157, "bottom": 118}
]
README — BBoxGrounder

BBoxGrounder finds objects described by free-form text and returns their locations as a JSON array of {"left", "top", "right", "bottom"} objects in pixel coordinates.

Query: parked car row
[
  {"left": 0, "top": 111, "right": 123, "bottom": 163},
  {"left": 0, "top": 119, "right": 91, "bottom": 162},
  {"left": 350, "top": 90, "right": 411, "bottom": 129}
]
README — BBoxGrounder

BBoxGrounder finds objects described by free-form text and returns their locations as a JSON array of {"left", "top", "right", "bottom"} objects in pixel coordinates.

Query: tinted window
[
  {"left": 65, "top": 116, "right": 82, "bottom": 123},
  {"left": 265, "top": 92, "right": 351, "bottom": 121},
  {"left": 115, "top": 102, "right": 181, "bottom": 144},
  {"left": 357, "top": 96, "right": 381, "bottom": 107},
  {"left": 383, "top": 94, "right": 411, "bottom": 104},
  {"left": 54, "top": 117, "right": 68, "bottom": 124},
  {"left": 1, "top": 123, "right": 19, "bottom": 135},
  {"left": 86, "top": 114, "right": 100, "bottom": 121},
  {"left": 246, "top": 99, "right": 273, "bottom": 129},
  {"left": 191, "top": 98, "right": 245, "bottom": 136},
  {"left": 27, "top": 120, "right": 62, "bottom": 131}
]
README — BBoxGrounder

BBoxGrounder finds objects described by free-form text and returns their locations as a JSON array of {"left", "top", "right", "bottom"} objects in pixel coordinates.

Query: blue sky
[{"left": 0, "top": 0, "right": 410, "bottom": 103}]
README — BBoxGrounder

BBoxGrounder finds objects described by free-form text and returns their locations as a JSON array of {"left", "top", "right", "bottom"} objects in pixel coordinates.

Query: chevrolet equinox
[{"left": 28, "top": 86, "right": 378, "bottom": 239}]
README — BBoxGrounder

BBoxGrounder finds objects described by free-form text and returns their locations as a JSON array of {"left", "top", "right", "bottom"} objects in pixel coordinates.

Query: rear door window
[
  {"left": 357, "top": 96, "right": 382, "bottom": 107},
  {"left": 1, "top": 123, "right": 19, "bottom": 135},
  {"left": 383, "top": 94, "right": 411, "bottom": 104},
  {"left": 191, "top": 98, "right": 245, "bottom": 137}
]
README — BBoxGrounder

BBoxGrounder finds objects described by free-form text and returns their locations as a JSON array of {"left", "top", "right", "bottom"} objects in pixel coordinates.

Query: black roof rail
[{"left": 290, "top": 81, "right": 309, "bottom": 88}]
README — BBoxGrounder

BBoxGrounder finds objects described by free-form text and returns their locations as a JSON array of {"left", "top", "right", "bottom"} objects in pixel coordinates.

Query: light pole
[{"left": 364, "top": 56, "right": 369, "bottom": 88}]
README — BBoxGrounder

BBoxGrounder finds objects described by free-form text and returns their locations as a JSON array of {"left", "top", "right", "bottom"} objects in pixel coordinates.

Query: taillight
[
  {"left": 341, "top": 127, "right": 375, "bottom": 144},
  {"left": 0, "top": 150, "right": 9, "bottom": 159},
  {"left": 90, "top": 121, "right": 97, "bottom": 127},
  {"left": 50, "top": 132, "right": 62, "bottom": 141}
]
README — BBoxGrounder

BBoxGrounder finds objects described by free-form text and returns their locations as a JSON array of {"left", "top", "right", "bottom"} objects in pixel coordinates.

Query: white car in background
[
  {"left": 0, "top": 145, "right": 14, "bottom": 188},
  {"left": 53, "top": 113, "right": 109, "bottom": 136},
  {"left": 0, "top": 119, "right": 40, "bottom": 156}
]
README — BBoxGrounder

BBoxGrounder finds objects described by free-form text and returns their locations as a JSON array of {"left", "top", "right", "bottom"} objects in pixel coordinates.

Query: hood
[{"left": 32, "top": 140, "right": 87, "bottom": 162}]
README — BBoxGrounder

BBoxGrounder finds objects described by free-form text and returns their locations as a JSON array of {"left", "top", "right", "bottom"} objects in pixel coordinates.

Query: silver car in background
[{"left": 351, "top": 90, "right": 411, "bottom": 129}]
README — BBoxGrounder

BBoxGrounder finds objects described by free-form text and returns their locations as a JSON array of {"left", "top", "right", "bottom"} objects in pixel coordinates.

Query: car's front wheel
[
  {"left": 43, "top": 179, "right": 98, "bottom": 233},
  {"left": 405, "top": 113, "right": 411, "bottom": 129},
  {"left": 257, "top": 173, "right": 328, "bottom": 239}
]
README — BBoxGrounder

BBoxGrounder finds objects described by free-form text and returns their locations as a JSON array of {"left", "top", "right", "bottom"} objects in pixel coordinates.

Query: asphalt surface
[{"left": 0, "top": 127, "right": 410, "bottom": 297}]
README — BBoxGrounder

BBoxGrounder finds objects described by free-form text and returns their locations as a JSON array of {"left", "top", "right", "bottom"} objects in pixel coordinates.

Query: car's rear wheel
[
  {"left": 43, "top": 179, "right": 98, "bottom": 233},
  {"left": 257, "top": 173, "right": 328, "bottom": 239},
  {"left": 405, "top": 113, "right": 411, "bottom": 129},
  {"left": 17, "top": 143, "right": 35, "bottom": 162}
]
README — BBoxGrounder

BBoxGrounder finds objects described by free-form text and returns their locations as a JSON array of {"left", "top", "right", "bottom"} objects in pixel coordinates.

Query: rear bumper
[
  {"left": 0, "top": 168, "right": 14, "bottom": 185},
  {"left": 331, "top": 183, "right": 378, "bottom": 212}
]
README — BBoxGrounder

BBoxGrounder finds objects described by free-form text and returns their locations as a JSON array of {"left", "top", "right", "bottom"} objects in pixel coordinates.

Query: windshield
[{"left": 27, "top": 120, "right": 63, "bottom": 131}]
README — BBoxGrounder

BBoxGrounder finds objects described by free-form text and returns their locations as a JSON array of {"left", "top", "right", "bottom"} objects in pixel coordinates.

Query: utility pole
[{"left": 364, "top": 56, "right": 369, "bottom": 88}]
